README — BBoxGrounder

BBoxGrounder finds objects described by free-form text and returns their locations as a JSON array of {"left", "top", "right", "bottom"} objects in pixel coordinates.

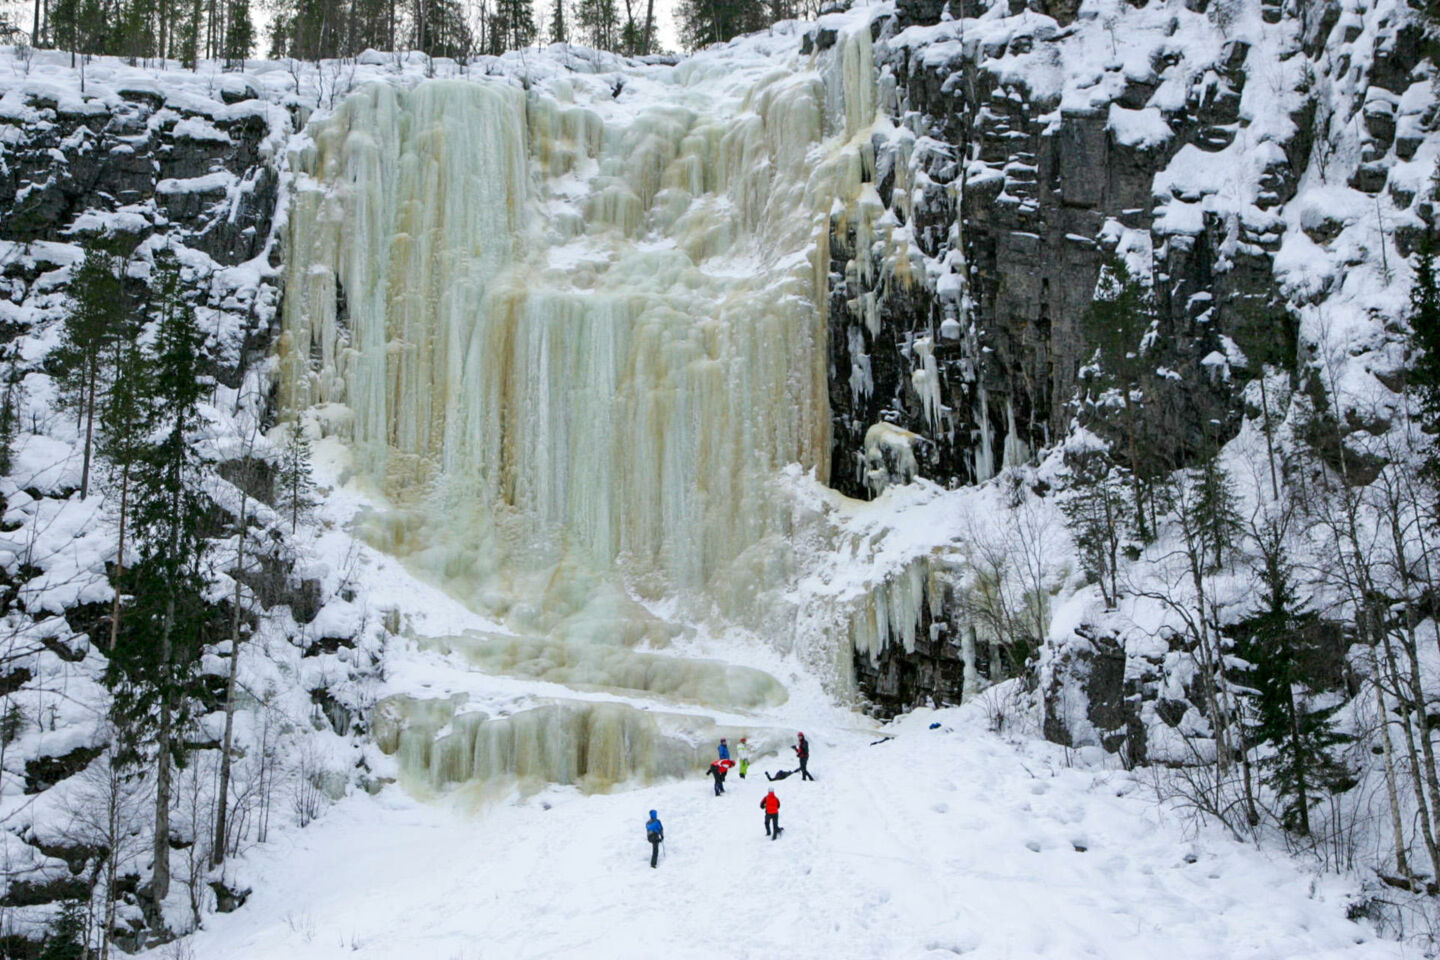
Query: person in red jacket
[{"left": 760, "top": 788, "right": 782, "bottom": 839}]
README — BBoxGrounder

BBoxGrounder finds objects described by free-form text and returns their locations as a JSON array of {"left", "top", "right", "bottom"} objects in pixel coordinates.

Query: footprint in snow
[{"left": 932, "top": 802, "right": 948, "bottom": 814}]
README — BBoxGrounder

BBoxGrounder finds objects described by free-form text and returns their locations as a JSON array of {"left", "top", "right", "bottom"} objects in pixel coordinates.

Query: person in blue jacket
[
  {"left": 717, "top": 738, "right": 730, "bottom": 761},
  {"left": 645, "top": 810, "right": 664, "bottom": 868}
]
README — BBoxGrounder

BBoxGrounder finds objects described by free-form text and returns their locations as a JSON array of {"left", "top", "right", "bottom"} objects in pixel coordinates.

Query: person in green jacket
[{"left": 737, "top": 736, "right": 752, "bottom": 779}]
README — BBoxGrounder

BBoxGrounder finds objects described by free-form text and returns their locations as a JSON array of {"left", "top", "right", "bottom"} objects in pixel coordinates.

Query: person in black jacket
[{"left": 794, "top": 732, "right": 814, "bottom": 781}]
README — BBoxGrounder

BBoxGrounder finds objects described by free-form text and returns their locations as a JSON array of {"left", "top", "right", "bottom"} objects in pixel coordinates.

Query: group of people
[{"left": 645, "top": 732, "right": 815, "bottom": 867}]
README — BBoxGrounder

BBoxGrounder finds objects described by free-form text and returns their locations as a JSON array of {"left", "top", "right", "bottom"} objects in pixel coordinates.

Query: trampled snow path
[{"left": 183, "top": 706, "right": 1403, "bottom": 960}]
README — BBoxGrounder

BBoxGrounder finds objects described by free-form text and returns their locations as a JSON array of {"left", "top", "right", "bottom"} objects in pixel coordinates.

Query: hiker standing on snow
[
  {"left": 737, "top": 737, "right": 751, "bottom": 779},
  {"left": 706, "top": 758, "right": 729, "bottom": 796},
  {"left": 718, "top": 738, "right": 730, "bottom": 761},
  {"left": 645, "top": 810, "right": 664, "bottom": 868},
  {"left": 794, "top": 732, "right": 814, "bottom": 781},
  {"left": 761, "top": 788, "right": 782, "bottom": 839}
]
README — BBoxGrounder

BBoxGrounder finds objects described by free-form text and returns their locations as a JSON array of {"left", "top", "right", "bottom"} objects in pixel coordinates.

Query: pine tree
[
  {"left": 1237, "top": 527, "right": 1352, "bottom": 836},
  {"left": 54, "top": 244, "right": 126, "bottom": 499},
  {"left": 275, "top": 425, "right": 317, "bottom": 535}
]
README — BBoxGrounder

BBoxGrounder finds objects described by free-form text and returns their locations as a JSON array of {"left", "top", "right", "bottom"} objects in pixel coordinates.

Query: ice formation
[
  {"left": 418, "top": 633, "right": 788, "bottom": 709},
  {"left": 372, "top": 695, "right": 782, "bottom": 795},
  {"left": 280, "top": 24, "right": 906, "bottom": 795},
  {"left": 282, "top": 29, "right": 883, "bottom": 624}
]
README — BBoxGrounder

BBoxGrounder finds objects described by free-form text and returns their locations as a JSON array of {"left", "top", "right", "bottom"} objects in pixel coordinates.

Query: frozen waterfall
[
  {"left": 279, "top": 24, "right": 903, "bottom": 798},
  {"left": 281, "top": 31, "right": 882, "bottom": 616}
]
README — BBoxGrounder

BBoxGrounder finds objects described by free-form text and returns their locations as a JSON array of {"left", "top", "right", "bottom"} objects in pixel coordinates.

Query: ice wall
[
  {"left": 372, "top": 695, "right": 781, "bottom": 795},
  {"left": 281, "top": 27, "right": 900, "bottom": 798},
  {"left": 281, "top": 31, "right": 884, "bottom": 629},
  {"left": 419, "top": 633, "right": 788, "bottom": 710}
]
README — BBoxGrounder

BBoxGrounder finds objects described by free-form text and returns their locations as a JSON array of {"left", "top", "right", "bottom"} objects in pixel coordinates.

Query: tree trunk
[
  {"left": 81, "top": 359, "right": 97, "bottom": 498},
  {"left": 212, "top": 496, "right": 248, "bottom": 866},
  {"left": 1371, "top": 648, "right": 1411, "bottom": 878},
  {"left": 100, "top": 763, "right": 120, "bottom": 960},
  {"left": 107, "top": 463, "right": 129, "bottom": 652},
  {"left": 1379, "top": 620, "right": 1440, "bottom": 879},
  {"left": 1258, "top": 370, "right": 1280, "bottom": 502},
  {"left": 1122, "top": 390, "right": 1146, "bottom": 541},
  {"left": 151, "top": 596, "right": 175, "bottom": 910},
  {"left": 1286, "top": 684, "right": 1309, "bottom": 836}
]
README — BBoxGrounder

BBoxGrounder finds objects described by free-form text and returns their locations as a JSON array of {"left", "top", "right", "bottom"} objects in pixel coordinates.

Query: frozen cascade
[
  {"left": 281, "top": 30, "right": 883, "bottom": 629},
  {"left": 417, "top": 633, "right": 789, "bottom": 710},
  {"left": 372, "top": 696, "right": 787, "bottom": 796},
  {"left": 278, "top": 26, "right": 927, "bottom": 795}
]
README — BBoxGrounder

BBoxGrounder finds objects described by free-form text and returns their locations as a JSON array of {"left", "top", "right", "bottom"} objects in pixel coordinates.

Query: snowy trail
[{"left": 183, "top": 706, "right": 1404, "bottom": 960}]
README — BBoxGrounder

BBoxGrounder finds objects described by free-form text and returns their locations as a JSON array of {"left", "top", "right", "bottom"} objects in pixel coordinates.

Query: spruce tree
[
  {"left": 492, "top": 0, "right": 535, "bottom": 49},
  {"left": 0, "top": 356, "right": 24, "bottom": 478},
  {"left": 1410, "top": 230, "right": 1440, "bottom": 403},
  {"left": 1060, "top": 449, "right": 1132, "bottom": 609},
  {"left": 1079, "top": 255, "right": 1157, "bottom": 541},
  {"left": 55, "top": 244, "right": 126, "bottom": 499},
  {"left": 576, "top": 0, "right": 615, "bottom": 49},
  {"left": 275, "top": 425, "right": 317, "bottom": 535},
  {"left": 1189, "top": 449, "right": 1241, "bottom": 573},
  {"left": 104, "top": 248, "right": 212, "bottom": 913},
  {"left": 549, "top": 0, "right": 567, "bottom": 44},
  {"left": 1237, "top": 528, "right": 1352, "bottom": 836},
  {"left": 224, "top": 0, "right": 253, "bottom": 67},
  {"left": 39, "top": 899, "right": 87, "bottom": 960},
  {"left": 676, "top": 0, "right": 766, "bottom": 49}
]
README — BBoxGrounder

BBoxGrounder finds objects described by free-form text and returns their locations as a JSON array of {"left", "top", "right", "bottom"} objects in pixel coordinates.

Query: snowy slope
[{"left": 182, "top": 703, "right": 1399, "bottom": 960}]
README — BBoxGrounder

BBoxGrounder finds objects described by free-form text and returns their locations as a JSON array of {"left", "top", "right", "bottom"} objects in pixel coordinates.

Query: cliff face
[{"left": 833, "top": 0, "right": 1435, "bottom": 721}]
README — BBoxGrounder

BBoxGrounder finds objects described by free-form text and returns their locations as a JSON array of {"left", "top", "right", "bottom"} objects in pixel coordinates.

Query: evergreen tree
[
  {"left": 417, "top": 0, "right": 474, "bottom": 56},
  {"left": 1237, "top": 527, "right": 1352, "bottom": 836},
  {"left": 1079, "top": 254, "right": 1157, "bottom": 541},
  {"left": 275, "top": 425, "right": 317, "bottom": 535},
  {"left": 1409, "top": 230, "right": 1440, "bottom": 421},
  {"left": 1060, "top": 448, "right": 1132, "bottom": 609},
  {"left": 38, "top": 899, "right": 87, "bottom": 960},
  {"left": 1189, "top": 448, "right": 1241, "bottom": 574},
  {"left": 0, "top": 356, "right": 24, "bottom": 479},
  {"left": 489, "top": 0, "right": 534, "bottom": 50},
  {"left": 676, "top": 0, "right": 766, "bottom": 49},
  {"left": 224, "top": 0, "right": 254, "bottom": 66},
  {"left": 548, "top": 0, "right": 566, "bottom": 44},
  {"left": 104, "top": 248, "right": 212, "bottom": 913},
  {"left": 575, "top": 0, "right": 615, "bottom": 48},
  {"left": 54, "top": 244, "right": 126, "bottom": 499}
]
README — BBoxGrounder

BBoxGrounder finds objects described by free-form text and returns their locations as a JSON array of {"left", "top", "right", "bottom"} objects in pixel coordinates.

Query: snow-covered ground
[{"left": 185, "top": 702, "right": 1401, "bottom": 960}]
